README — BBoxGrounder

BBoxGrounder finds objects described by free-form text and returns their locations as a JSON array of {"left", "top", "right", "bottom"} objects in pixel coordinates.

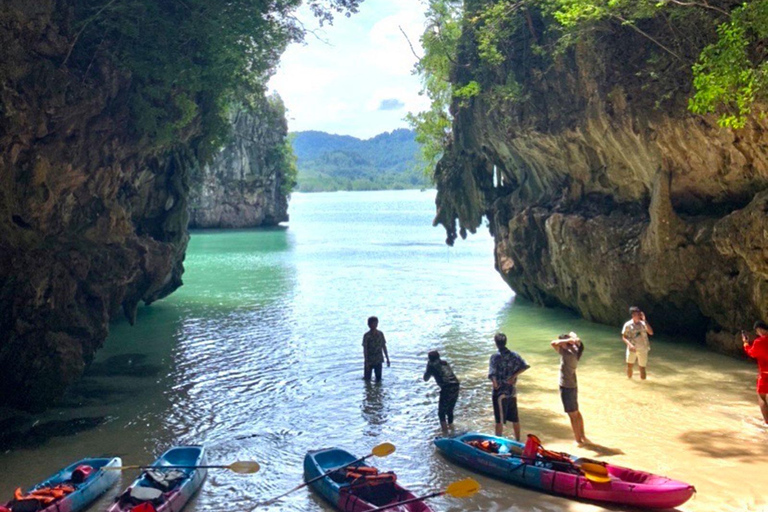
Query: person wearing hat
[
  {"left": 551, "top": 332, "right": 589, "bottom": 444},
  {"left": 742, "top": 320, "right": 768, "bottom": 424},
  {"left": 423, "top": 350, "right": 460, "bottom": 429},
  {"left": 622, "top": 306, "right": 654, "bottom": 379}
]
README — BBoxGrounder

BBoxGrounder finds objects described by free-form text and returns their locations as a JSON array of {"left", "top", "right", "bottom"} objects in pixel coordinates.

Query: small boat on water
[
  {"left": 108, "top": 446, "right": 206, "bottom": 512},
  {"left": 435, "top": 432, "right": 695, "bottom": 509},
  {"left": 304, "top": 448, "right": 434, "bottom": 512},
  {"left": 1, "top": 457, "right": 121, "bottom": 512}
]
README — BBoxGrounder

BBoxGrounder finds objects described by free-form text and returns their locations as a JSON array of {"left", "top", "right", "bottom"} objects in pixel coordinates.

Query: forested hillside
[{"left": 291, "top": 129, "right": 429, "bottom": 191}]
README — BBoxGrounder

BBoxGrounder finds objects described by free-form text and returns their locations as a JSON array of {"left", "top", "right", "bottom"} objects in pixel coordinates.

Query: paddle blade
[
  {"left": 445, "top": 478, "right": 481, "bottom": 498},
  {"left": 580, "top": 462, "right": 610, "bottom": 483},
  {"left": 228, "top": 461, "right": 261, "bottom": 474},
  {"left": 371, "top": 442, "right": 396, "bottom": 457}
]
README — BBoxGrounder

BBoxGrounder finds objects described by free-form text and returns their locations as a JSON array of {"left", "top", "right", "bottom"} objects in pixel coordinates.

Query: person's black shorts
[
  {"left": 492, "top": 390, "right": 519, "bottom": 424},
  {"left": 560, "top": 386, "right": 579, "bottom": 413}
]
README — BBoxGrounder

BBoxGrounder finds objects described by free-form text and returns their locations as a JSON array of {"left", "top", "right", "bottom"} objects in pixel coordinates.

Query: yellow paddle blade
[
  {"left": 228, "top": 461, "right": 261, "bottom": 474},
  {"left": 372, "top": 442, "right": 396, "bottom": 457},
  {"left": 445, "top": 478, "right": 481, "bottom": 498},
  {"left": 580, "top": 463, "right": 610, "bottom": 483}
]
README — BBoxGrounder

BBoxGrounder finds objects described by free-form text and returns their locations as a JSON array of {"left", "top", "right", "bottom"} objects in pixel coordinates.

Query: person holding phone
[
  {"left": 743, "top": 321, "right": 768, "bottom": 424},
  {"left": 622, "top": 306, "right": 654, "bottom": 380}
]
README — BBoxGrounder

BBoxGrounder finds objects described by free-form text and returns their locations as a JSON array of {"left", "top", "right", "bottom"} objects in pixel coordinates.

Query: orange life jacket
[
  {"left": 14, "top": 484, "right": 75, "bottom": 505},
  {"left": 467, "top": 439, "right": 500, "bottom": 453}
]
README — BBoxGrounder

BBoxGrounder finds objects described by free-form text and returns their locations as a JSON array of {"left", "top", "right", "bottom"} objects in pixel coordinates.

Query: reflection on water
[{"left": 0, "top": 191, "right": 766, "bottom": 512}]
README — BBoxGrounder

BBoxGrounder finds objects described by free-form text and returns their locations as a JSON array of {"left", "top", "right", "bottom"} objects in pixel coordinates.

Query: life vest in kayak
[
  {"left": 14, "top": 484, "right": 76, "bottom": 505},
  {"left": 131, "top": 502, "right": 158, "bottom": 512},
  {"left": 466, "top": 439, "right": 501, "bottom": 453}
]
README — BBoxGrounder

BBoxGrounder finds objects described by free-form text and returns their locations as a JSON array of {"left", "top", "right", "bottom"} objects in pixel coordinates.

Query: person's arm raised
[{"left": 641, "top": 312, "right": 654, "bottom": 335}]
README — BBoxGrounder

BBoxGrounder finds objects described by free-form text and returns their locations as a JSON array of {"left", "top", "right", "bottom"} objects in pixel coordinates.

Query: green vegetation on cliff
[
  {"left": 410, "top": 0, "right": 768, "bottom": 159},
  {"left": 291, "top": 129, "right": 428, "bottom": 192},
  {"left": 66, "top": 0, "right": 363, "bottom": 160}
]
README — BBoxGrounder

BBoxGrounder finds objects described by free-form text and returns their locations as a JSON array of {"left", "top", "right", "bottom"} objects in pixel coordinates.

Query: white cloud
[{"left": 267, "top": 0, "right": 429, "bottom": 138}]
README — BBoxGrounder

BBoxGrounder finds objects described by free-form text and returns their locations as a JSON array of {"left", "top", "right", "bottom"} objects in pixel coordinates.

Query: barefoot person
[
  {"left": 423, "top": 350, "right": 460, "bottom": 430},
  {"left": 743, "top": 321, "right": 768, "bottom": 425},
  {"left": 551, "top": 332, "right": 588, "bottom": 444},
  {"left": 362, "top": 316, "right": 390, "bottom": 381},
  {"left": 489, "top": 333, "right": 530, "bottom": 440},
  {"left": 622, "top": 307, "right": 654, "bottom": 379}
]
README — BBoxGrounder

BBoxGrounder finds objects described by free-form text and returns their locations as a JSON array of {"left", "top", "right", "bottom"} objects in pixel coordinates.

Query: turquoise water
[{"left": 0, "top": 190, "right": 766, "bottom": 511}]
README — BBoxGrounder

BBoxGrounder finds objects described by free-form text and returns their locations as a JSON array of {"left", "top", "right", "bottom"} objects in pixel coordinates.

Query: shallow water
[{"left": 1, "top": 190, "right": 766, "bottom": 511}]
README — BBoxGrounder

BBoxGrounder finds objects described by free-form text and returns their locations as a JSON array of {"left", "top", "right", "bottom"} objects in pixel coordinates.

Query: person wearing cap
[
  {"left": 362, "top": 316, "right": 390, "bottom": 381},
  {"left": 489, "top": 332, "right": 530, "bottom": 440},
  {"left": 423, "top": 350, "right": 461, "bottom": 429},
  {"left": 622, "top": 306, "right": 654, "bottom": 379},
  {"left": 742, "top": 320, "right": 768, "bottom": 424},
  {"left": 551, "top": 332, "right": 589, "bottom": 444}
]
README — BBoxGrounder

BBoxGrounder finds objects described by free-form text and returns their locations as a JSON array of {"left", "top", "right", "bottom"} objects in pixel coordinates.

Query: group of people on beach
[{"left": 362, "top": 310, "right": 768, "bottom": 439}]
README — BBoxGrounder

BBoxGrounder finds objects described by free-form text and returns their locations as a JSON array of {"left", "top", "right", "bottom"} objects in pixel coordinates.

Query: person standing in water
[
  {"left": 489, "top": 333, "right": 530, "bottom": 440},
  {"left": 423, "top": 350, "right": 461, "bottom": 430},
  {"left": 743, "top": 320, "right": 768, "bottom": 424},
  {"left": 622, "top": 306, "right": 654, "bottom": 379},
  {"left": 551, "top": 332, "right": 589, "bottom": 444},
  {"left": 362, "top": 316, "right": 389, "bottom": 381}
]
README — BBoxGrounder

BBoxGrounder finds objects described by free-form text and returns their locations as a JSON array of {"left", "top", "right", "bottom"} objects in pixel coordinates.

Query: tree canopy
[{"left": 65, "top": 0, "right": 362, "bottom": 160}]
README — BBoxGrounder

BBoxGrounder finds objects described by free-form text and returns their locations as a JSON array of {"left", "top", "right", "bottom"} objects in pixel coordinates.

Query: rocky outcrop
[
  {"left": 0, "top": 2, "right": 190, "bottom": 409},
  {"left": 435, "top": 7, "right": 768, "bottom": 351},
  {"left": 188, "top": 101, "right": 291, "bottom": 228}
]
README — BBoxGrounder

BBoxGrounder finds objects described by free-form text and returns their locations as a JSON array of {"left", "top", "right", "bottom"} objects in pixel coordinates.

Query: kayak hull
[
  {"left": 4, "top": 457, "right": 121, "bottom": 512},
  {"left": 304, "top": 448, "right": 433, "bottom": 512},
  {"left": 108, "top": 446, "right": 207, "bottom": 512},
  {"left": 434, "top": 433, "right": 695, "bottom": 509}
]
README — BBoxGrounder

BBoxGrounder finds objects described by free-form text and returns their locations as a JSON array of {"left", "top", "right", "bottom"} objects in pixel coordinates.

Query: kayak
[
  {"left": 1, "top": 457, "right": 121, "bottom": 512},
  {"left": 434, "top": 432, "right": 695, "bottom": 509},
  {"left": 304, "top": 448, "right": 434, "bottom": 512},
  {"left": 108, "top": 446, "right": 207, "bottom": 512}
]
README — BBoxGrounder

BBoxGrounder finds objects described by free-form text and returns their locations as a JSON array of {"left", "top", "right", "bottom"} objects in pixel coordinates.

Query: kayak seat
[
  {"left": 348, "top": 473, "right": 398, "bottom": 507},
  {"left": 144, "top": 469, "right": 186, "bottom": 490},
  {"left": 129, "top": 487, "right": 163, "bottom": 502}
]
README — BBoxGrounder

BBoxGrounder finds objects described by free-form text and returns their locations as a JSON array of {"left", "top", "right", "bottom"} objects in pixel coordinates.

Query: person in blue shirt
[{"left": 489, "top": 333, "right": 530, "bottom": 440}]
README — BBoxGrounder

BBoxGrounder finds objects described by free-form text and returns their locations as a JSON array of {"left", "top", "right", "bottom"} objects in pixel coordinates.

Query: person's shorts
[
  {"left": 626, "top": 347, "right": 649, "bottom": 366},
  {"left": 492, "top": 391, "right": 519, "bottom": 424},
  {"left": 560, "top": 386, "right": 579, "bottom": 413},
  {"left": 757, "top": 375, "right": 768, "bottom": 395}
]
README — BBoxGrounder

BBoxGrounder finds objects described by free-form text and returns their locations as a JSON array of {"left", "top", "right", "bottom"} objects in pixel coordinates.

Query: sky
[{"left": 268, "top": 0, "right": 430, "bottom": 139}]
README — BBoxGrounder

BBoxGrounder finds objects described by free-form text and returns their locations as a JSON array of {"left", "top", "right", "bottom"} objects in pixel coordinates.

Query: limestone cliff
[
  {"left": 435, "top": 4, "right": 768, "bottom": 351},
  {"left": 188, "top": 100, "right": 292, "bottom": 228},
  {"left": 0, "top": 2, "right": 189, "bottom": 409}
]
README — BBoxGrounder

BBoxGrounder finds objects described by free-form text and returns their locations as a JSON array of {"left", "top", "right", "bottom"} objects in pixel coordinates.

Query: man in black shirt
[
  {"left": 363, "top": 316, "right": 390, "bottom": 381},
  {"left": 423, "top": 350, "right": 460, "bottom": 429}
]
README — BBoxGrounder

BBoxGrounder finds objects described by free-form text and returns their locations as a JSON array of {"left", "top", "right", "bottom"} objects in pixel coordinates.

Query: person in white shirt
[{"left": 622, "top": 306, "right": 654, "bottom": 380}]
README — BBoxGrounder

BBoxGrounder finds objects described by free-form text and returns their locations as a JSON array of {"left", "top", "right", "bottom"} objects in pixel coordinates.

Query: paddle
[
  {"left": 366, "top": 478, "right": 481, "bottom": 512},
  {"left": 253, "top": 442, "right": 396, "bottom": 508},
  {"left": 574, "top": 460, "right": 610, "bottom": 483},
  {"left": 105, "top": 461, "right": 261, "bottom": 474}
]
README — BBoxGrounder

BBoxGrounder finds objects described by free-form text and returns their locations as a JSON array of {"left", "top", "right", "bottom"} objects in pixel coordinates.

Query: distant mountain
[{"left": 290, "top": 129, "right": 429, "bottom": 192}]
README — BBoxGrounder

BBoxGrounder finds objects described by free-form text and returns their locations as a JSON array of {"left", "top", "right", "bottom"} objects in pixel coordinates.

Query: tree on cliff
[
  {"left": 409, "top": 0, "right": 768, "bottom": 169},
  {"left": 64, "top": 0, "right": 363, "bottom": 160}
]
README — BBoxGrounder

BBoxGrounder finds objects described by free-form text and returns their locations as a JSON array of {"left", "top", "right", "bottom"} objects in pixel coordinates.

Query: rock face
[
  {"left": 188, "top": 102, "right": 290, "bottom": 228},
  {"left": 0, "top": 2, "right": 189, "bottom": 409},
  {"left": 435, "top": 10, "right": 768, "bottom": 352}
]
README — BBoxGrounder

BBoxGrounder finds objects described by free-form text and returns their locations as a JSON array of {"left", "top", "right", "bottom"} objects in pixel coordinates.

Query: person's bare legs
[
  {"left": 495, "top": 423, "right": 503, "bottom": 436},
  {"left": 511, "top": 422, "right": 521, "bottom": 441},
  {"left": 626, "top": 363, "right": 633, "bottom": 379},
  {"left": 639, "top": 366, "right": 647, "bottom": 380},
  {"left": 567, "top": 411, "right": 588, "bottom": 444},
  {"left": 758, "top": 393, "right": 768, "bottom": 424}
]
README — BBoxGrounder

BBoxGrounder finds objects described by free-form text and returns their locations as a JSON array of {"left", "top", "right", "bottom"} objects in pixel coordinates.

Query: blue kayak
[
  {"left": 2, "top": 457, "right": 121, "bottom": 512},
  {"left": 304, "top": 448, "right": 433, "bottom": 512},
  {"left": 109, "top": 446, "right": 207, "bottom": 512}
]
